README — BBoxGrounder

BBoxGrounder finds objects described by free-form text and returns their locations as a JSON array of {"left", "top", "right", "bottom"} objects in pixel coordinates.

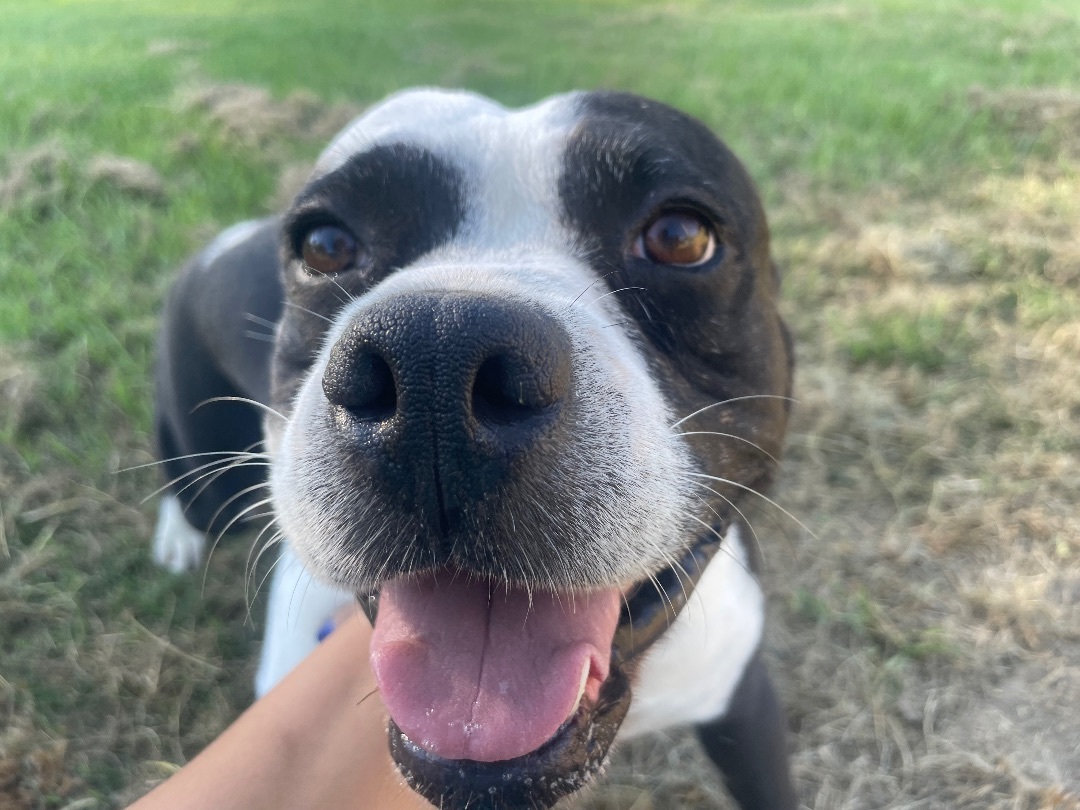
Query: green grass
[
  {"left": 839, "top": 308, "right": 959, "bottom": 372},
  {"left": 3, "top": 0, "right": 1080, "bottom": 806}
]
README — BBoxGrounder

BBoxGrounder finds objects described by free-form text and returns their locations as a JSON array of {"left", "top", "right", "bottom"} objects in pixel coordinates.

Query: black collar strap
[{"left": 611, "top": 521, "right": 726, "bottom": 666}]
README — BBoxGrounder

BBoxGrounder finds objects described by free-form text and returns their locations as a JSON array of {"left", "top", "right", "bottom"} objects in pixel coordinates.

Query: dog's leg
[
  {"left": 255, "top": 543, "right": 354, "bottom": 697},
  {"left": 150, "top": 218, "right": 282, "bottom": 572},
  {"left": 696, "top": 651, "right": 798, "bottom": 810},
  {"left": 152, "top": 491, "right": 207, "bottom": 574}
]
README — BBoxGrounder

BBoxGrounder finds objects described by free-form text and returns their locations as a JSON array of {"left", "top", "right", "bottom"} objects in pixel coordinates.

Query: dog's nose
[
  {"left": 323, "top": 292, "right": 571, "bottom": 430},
  {"left": 321, "top": 292, "right": 572, "bottom": 527}
]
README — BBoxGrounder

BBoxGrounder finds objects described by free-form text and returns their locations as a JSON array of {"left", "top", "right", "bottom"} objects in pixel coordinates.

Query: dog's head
[{"left": 266, "top": 89, "right": 792, "bottom": 808}]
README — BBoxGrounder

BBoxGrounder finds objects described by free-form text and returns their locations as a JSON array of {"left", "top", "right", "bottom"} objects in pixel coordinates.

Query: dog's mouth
[
  {"left": 371, "top": 570, "right": 621, "bottom": 763},
  {"left": 361, "top": 523, "right": 727, "bottom": 808}
]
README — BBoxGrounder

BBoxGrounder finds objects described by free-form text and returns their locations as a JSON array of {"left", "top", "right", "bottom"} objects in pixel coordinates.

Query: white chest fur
[{"left": 618, "top": 524, "right": 764, "bottom": 738}]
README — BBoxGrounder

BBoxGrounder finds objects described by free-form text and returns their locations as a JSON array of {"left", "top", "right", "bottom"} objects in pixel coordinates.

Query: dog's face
[{"left": 267, "top": 89, "right": 792, "bottom": 807}]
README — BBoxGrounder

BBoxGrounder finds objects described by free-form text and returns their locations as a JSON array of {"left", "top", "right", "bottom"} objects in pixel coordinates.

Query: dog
[{"left": 151, "top": 88, "right": 797, "bottom": 809}]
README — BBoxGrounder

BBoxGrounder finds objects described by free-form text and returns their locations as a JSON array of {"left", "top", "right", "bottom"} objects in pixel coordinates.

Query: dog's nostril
[
  {"left": 323, "top": 348, "right": 397, "bottom": 421},
  {"left": 472, "top": 355, "right": 553, "bottom": 426}
]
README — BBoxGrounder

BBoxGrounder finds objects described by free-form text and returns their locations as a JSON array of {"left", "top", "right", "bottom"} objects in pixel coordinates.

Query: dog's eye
[
  {"left": 636, "top": 211, "right": 717, "bottom": 267},
  {"left": 301, "top": 225, "right": 359, "bottom": 274}
]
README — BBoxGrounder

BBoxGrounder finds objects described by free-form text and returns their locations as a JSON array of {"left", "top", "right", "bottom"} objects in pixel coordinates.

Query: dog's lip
[{"left": 388, "top": 662, "right": 632, "bottom": 808}]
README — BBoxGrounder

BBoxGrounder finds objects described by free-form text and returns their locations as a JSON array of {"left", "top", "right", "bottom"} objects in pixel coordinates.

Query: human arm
[{"left": 129, "top": 612, "right": 428, "bottom": 810}]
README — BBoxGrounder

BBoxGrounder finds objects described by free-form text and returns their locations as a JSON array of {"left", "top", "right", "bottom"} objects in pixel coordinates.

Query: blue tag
[{"left": 316, "top": 618, "right": 335, "bottom": 642}]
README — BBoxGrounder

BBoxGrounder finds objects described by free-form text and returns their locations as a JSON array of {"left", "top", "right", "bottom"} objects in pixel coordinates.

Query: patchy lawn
[{"left": 2, "top": 1, "right": 1079, "bottom": 807}]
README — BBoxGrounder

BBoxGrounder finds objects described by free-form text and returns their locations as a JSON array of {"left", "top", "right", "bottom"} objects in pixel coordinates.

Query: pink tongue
[{"left": 370, "top": 572, "right": 621, "bottom": 763}]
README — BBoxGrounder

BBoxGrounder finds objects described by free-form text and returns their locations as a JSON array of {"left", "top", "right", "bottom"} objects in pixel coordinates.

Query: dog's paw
[{"left": 152, "top": 494, "right": 206, "bottom": 573}]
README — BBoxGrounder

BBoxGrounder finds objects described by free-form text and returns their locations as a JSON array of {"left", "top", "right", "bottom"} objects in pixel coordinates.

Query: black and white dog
[{"left": 152, "top": 88, "right": 796, "bottom": 809}]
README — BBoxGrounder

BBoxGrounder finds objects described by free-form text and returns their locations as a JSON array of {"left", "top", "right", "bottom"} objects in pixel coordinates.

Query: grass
[{"left": 2, "top": 0, "right": 1080, "bottom": 807}]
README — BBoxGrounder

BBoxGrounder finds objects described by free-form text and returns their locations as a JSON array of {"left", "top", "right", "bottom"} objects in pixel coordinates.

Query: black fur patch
[
  {"left": 273, "top": 144, "right": 467, "bottom": 407},
  {"left": 560, "top": 91, "right": 793, "bottom": 534}
]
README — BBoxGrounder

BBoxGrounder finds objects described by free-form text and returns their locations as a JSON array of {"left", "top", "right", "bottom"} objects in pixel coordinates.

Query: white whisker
[
  {"left": 246, "top": 529, "right": 285, "bottom": 610},
  {"left": 205, "top": 483, "right": 272, "bottom": 540},
  {"left": 675, "top": 430, "right": 778, "bottom": 463},
  {"left": 284, "top": 300, "right": 335, "bottom": 324},
  {"left": 687, "top": 472, "right": 816, "bottom": 539},
  {"left": 120, "top": 448, "right": 269, "bottom": 474},
  {"left": 244, "top": 312, "right": 279, "bottom": 329},
  {"left": 139, "top": 453, "right": 267, "bottom": 504},
  {"left": 247, "top": 538, "right": 286, "bottom": 622},
  {"left": 205, "top": 496, "right": 274, "bottom": 572},
  {"left": 670, "top": 394, "right": 798, "bottom": 430},
  {"left": 326, "top": 274, "right": 358, "bottom": 304},
  {"left": 582, "top": 286, "right": 645, "bottom": 309},
  {"left": 692, "top": 481, "right": 766, "bottom": 565},
  {"left": 187, "top": 458, "right": 269, "bottom": 505},
  {"left": 192, "top": 395, "right": 287, "bottom": 423},
  {"left": 686, "top": 514, "right": 755, "bottom": 580},
  {"left": 567, "top": 268, "right": 621, "bottom": 309}
]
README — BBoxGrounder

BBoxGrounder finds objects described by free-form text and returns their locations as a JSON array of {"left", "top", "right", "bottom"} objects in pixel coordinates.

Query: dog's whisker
[
  {"left": 204, "top": 483, "right": 272, "bottom": 543},
  {"left": 326, "top": 274, "right": 358, "bottom": 304},
  {"left": 695, "top": 492, "right": 724, "bottom": 524},
  {"left": 137, "top": 444, "right": 267, "bottom": 488},
  {"left": 202, "top": 507, "right": 274, "bottom": 596},
  {"left": 675, "top": 430, "right": 779, "bottom": 463},
  {"left": 644, "top": 569, "right": 679, "bottom": 621},
  {"left": 120, "top": 448, "right": 269, "bottom": 474},
  {"left": 687, "top": 472, "right": 816, "bottom": 540},
  {"left": 654, "top": 550, "right": 692, "bottom": 611},
  {"left": 246, "top": 540, "right": 286, "bottom": 623},
  {"left": 567, "top": 268, "right": 622, "bottom": 309},
  {"left": 282, "top": 557, "right": 311, "bottom": 634},
  {"left": 239, "top": 511, "right": 276, "bottom": 522},
  {"left": 691, "top": 480, "right": 767, "bottom": 565},
  {"left": 662, "top": 543, "right": 716, "bottom": 628},
  {"left": 186, "top": 458, "right": 269, "bottom": 505},
  {"left": 139, "top": 453, "right": 268, "bottom": 504},
  {"left": 246, "top": 530, "right": 285, "bottom": 611},
  {"left": 244, "top": 330, "right": 277, "bottom": 343},
  {"left": 619, "top": 589, "right": 635, "bottom": 653},
  {"left": 670, "top": 394, "right": 799, "bottom": 430},
  {"left": 685, "top": 514, "right": 755, "bottom": 580},
  {"left": 205, "top": 495, "right": 275, "bottom": 587},
  {"left": 637, "top": 294, "right": 657, "bottom": 324},
  {"left": 192, "top": 395, "right": 288, "bottom": 423},
  {"left": 689, "top": 492, "right": 760, "bottom": 570},
  {"left": 244, "top": 311, "right": 279, "bottom": 330},
  {"left": 582, "top": 286, "right": 645, "bottom": 310},
  {"left": 242, "top": 518, "right": 284, "bottom": 600},
  {"left": 284, "top": 300, "right": 335, "bottom": 324}
]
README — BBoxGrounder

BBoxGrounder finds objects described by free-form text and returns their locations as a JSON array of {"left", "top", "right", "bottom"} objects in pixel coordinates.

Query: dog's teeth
[{"left": 573, "top": 659, "right": 590, "bottom": 714}]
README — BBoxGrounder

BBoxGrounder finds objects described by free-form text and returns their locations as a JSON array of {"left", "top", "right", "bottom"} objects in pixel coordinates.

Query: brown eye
[
  {"left": 637, "top": 211, "right": 717, "bottom": 267},
  {"left": 301, "top": 225, "right": 358, "bottom": 274}
]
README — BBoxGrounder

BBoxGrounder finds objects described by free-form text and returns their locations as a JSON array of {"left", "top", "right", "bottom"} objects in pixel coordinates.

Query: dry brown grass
[
  {"left": 175, "top": 81, "right": 363, "bottom": 151},
  {"left": 969, "top": 86, "right": 1080, "bottom": 157},
  {"left": 573, "top": 109, "right": 1080, "bottom": 804},
  {"left": 0, "top": 145, "right": 169, "bottom": 216},
  {"left": 585, "top": 153, "right": 1080, "bottom": 808}
]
